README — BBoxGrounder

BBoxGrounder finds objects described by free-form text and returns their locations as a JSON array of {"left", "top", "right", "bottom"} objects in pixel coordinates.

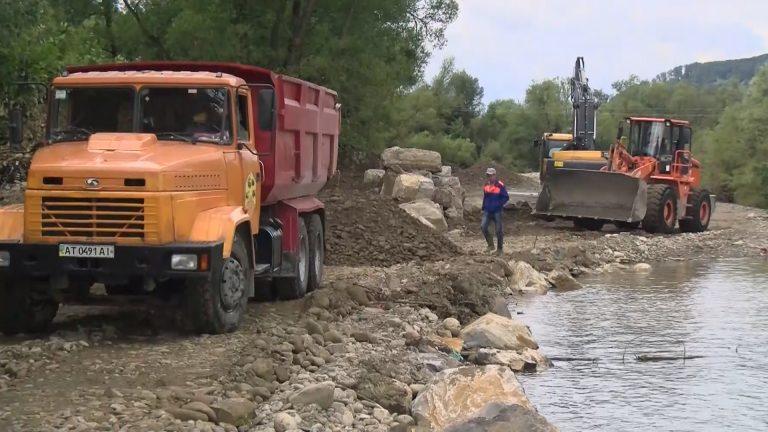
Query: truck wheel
[
  {"left": 573, "top": 218, "right": 604, "bottom": 231},
  {"left": 184, "top": 233, "right": 251, "bottom": 334},
  {"left": 276, "top": 217, "right": 309, "bottom": 300},
  {"left": 0, "top": 278, "right": 59, "bottom": 336},
  {"left": 642, "top": 184, "right": 677, "bottom": 234},
  {"left": 679, "top": 188, "right": 712, "bottom": 233},
  {"left": 307, "top": 214, "right": 324, "bottom": 292}
]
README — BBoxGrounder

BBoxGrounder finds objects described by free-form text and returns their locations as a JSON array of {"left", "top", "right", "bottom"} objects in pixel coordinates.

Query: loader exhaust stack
[{"left": 534, "top": 168, "right": 648, "bottom": 223}]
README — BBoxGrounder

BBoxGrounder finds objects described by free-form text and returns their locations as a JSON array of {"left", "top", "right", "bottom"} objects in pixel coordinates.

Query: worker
[
  {"left": 481, "top": 167, "right": 509, "bottom": 255},
  {"left": 186, "top": 107, "right": 216, "bottom": 134}
]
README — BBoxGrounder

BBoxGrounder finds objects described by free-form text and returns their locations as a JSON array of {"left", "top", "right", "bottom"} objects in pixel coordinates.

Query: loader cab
[{"left": 623, "top": 117, "right": 692, "bottom": 174}]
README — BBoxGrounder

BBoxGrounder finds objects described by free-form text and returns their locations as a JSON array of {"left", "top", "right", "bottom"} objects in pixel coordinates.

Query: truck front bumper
[{"left": 0, "top": 241, "right": 223, "bottom": 282}]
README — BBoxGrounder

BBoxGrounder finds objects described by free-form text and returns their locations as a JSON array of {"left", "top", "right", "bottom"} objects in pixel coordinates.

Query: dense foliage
[{"left": 1, "top": 1, "right": 766, "bottom": 207}]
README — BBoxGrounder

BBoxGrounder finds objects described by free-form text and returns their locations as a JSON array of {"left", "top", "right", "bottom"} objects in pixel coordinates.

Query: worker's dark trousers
[{"left": 481, "top": 210, "right": 503, "bottom": 249}]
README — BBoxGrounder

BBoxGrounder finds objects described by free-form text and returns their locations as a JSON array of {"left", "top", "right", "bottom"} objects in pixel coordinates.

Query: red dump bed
[{"left": 66, "top": 61, "right": 340, "bottom": 205}]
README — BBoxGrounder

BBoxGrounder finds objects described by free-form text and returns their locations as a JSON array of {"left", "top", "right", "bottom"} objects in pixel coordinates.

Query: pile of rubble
[{"left": 364, "top": 147, "right": 466, "bottom": 231}]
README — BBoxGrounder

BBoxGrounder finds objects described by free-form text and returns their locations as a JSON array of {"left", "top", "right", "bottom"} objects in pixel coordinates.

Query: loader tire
[
  {"left": 276, "top": 217, "right": 310, "bottom": 300},
  {"left": 183, "top": 233, "right": 251, "bottom": 334},
  {"left": 573, "top": 218, "right": 605, "bottom": 231},
  {"left": 642, "top": 184, "right": 677, "bottom": 234},
  {"left": 0, "top": 278, "right": 59, "bottom": 336},
  {"left": 307, "top": 214, "right": 324, "bottom": 293},
  {"left": 679, "top": 188, "right": 712, "bottom": 233}
]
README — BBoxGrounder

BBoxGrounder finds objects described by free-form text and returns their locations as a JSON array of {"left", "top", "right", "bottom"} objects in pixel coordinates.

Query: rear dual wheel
[{"left": 276, "top": 213, "right": 324, "bottom": 300}]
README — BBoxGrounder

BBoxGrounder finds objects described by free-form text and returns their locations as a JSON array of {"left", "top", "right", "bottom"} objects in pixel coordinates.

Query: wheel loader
[{"left": 534, "top": 117, "right": 714, "bottom": 233}]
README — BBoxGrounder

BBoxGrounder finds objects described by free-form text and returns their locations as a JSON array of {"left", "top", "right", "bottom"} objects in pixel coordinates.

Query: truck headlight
[
  {"left": 171, "top": 254, "right": 198, "bottom": 271},
  {"left": 0, "top": 251, "right": 9, "bottom": 267}
]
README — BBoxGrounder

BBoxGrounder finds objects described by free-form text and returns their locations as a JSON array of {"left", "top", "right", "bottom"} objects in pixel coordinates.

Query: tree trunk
[
  {"left": 284, "top": 0, "right": 317, "bottom": 72},
  {"left": 101, "top": 0, "right": 118, "bottom": 59}
]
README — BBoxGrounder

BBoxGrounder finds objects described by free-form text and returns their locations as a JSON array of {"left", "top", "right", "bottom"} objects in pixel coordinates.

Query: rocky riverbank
[{"left": 2, "top": 148, "right": 768, "bottom": 431}]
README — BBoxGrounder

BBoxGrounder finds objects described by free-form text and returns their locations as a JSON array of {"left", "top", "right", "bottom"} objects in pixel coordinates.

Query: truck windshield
[
  {"left": 139, "top": 87, "right": 231, "bottom": 144},
  {"left": 629, "top": 122, "right": 667, "bottom": 157},
  {"left": 49, "top": 87, "right": 135, "bottom": 143},
  {"left": 48, "top": 86, "right": 233, "bottom": 145}
]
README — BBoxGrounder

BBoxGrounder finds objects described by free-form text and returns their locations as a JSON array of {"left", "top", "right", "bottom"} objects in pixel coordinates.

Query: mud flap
[{"left": 534, "top": 169, "right": 647, "bottom": 223}]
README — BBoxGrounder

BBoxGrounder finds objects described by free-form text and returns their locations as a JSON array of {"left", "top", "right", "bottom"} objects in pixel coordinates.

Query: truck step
[{"left": 254, "top": 264, "right": 271, "bottom": 275}]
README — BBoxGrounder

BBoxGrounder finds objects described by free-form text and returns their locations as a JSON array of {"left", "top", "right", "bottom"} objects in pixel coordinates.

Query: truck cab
[{"left": 0, "top": 62, "right": 340, "bottom": 335}]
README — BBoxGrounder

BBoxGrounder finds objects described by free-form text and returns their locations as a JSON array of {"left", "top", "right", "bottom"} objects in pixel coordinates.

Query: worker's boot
[
  {"left": 494, "top": 239, "right": 504, "bottom": 256},
  {"left": 484, "top": 236, "right": 495, "bottom": 253}
]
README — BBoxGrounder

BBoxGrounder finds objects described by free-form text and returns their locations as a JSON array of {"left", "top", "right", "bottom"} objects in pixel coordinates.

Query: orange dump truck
[{"left": 0, "top": 61, "right": 340, "bottom": 335}]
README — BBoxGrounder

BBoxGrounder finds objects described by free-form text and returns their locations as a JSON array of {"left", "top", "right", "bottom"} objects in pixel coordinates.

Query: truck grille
[{"left": 41, "top": 197, "right": 147, "bottom": 239}]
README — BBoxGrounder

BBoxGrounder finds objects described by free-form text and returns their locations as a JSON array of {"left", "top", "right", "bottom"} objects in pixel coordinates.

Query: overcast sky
[{"left": 424, "top": 0, "right": 768, "bottom": 103}]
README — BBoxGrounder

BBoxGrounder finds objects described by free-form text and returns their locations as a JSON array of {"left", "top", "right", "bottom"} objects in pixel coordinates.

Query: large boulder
[
  {"left": 289, "top": 381, "right": 335, "bottom": 409},
  {"left": 546, "top": 269, "right": 583, "bottom": 291},
  {"left": 433, "top": 175, "right": 462, "bottom": 194},
  {"left": 210, "top": 398, "right": 256, "bottom": 425},
  {"left": 433, "top": 187, "right": 454, "bottom": 209},
  {"left": 412, "top": 365, "right": 550, "bottom": 431},
  {"left": 392, "top": 173, "right": 436, "bottom": 202},
  {"left": 382, "top": 146, "right": 442, "bottom": 173},
  {"left": 509, "top": 261, "right": 551, "bottom": 294},
  {"left": 463, "top": 194, "right": 483, "bottom": 215},
  {"left": 356, "top": 373, "right": 412, "bottom": 415},
  {"left": 443, "top": 403, "right": 559, "bottom": 432},
  {"left": 459, "top": 313, "right": 539, "bottom": 351},
  {"left": 475, "top": 348, "right": 551, "bottom": 372},
  {"left": 400, "top": 199, "right": 448, "bottom": 232},
  {"left": 363, "top": 169, "right": 386, "bottom": 187},
  {"left": 445, "top": 207, "right": 464, "bottom": 223},
  {"left": 381, "top": 170, "right": 399, "bottom": 197}
]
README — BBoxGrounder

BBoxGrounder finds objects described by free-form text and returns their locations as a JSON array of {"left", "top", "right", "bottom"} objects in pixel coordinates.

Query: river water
[{"left": 515, "top": 258, "right": 768, "bottom": 432}]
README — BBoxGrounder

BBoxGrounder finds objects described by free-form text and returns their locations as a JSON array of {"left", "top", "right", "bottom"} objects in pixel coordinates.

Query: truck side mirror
[
  {"left": 8, "top": 107, "right": 23, "bottom": 151},
  {"left": 257, "top": 88, "right": 275, "bottom": 131}
]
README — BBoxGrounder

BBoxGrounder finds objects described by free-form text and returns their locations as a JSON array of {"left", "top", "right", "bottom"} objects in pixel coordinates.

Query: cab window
[{"left": 237, "top": 94, "right": 251, "bottom": 142}]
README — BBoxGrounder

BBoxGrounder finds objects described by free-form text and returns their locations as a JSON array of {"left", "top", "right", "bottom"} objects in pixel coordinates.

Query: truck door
[{"left": 236, "top": 88, "right": 263, "bottom": 233}]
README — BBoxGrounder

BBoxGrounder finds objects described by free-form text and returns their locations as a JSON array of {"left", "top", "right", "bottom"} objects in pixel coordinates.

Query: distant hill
[{"left": 654, "top": 53, "right": 768, "bottom": 85}]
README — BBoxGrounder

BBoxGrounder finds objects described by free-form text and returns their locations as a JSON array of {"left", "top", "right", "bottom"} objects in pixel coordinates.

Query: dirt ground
[{"left": 2, "top": 161, "right": 768, "bottom": 431}]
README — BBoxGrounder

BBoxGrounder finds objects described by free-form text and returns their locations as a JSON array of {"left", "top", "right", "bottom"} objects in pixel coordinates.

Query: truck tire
[
  {"left": 642, "top": 184, "right": 677, "bottom": 234},
  {"left": 0, "top": 278, "right": 59, "bottom": 336},
  {"left": 573, "top": 218, "right": 604, "bottom": 231},
  {"left": 307, "top": 214, "right": 324, "bottom": 292},
  {"left": 679, "top": 188, "right": 712, "bottom": 233},
  {"left": 184, "top": 233, "right": 251, "bottom": 334},
  {"left": 276, "top": 217, "right": 309, "bottom": 300}
]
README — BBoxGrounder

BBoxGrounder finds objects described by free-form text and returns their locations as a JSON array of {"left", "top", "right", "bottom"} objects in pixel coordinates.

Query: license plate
[
  {"left": 58, "top": 244, "right": 115, "bottom": 259},
  {"left": 554, "top": 161, "right": 564, "bottom": 167}
]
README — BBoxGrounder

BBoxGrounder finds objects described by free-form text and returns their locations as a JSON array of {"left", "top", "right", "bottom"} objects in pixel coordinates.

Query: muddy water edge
[{"left": 515, "top": 258, "right": 768, "bottom": 432}]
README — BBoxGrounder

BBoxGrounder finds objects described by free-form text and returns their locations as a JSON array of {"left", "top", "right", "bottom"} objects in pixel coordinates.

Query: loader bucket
[{"left": 534, "top": 168, "right": 647, "bottom": 222}]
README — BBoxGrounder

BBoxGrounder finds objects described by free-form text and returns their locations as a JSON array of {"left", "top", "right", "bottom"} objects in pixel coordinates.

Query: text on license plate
[{"left": 58, "top": 244, "right": 115, "bottom": 258}]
